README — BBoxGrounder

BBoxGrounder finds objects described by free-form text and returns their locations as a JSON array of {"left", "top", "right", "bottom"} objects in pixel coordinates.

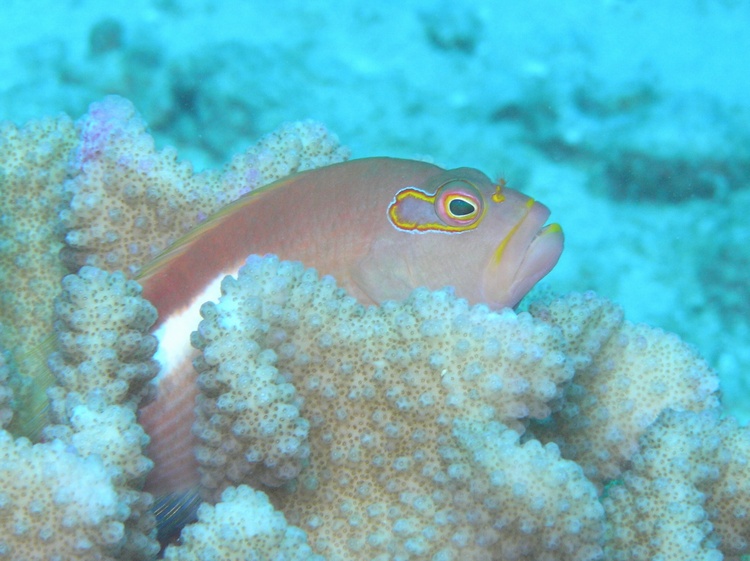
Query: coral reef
[
  {"left": 189, "top": 256, "right": 601, "bottom": 560},
  {"left": 0, "top": 97, "right": 352, "bottom": 559},
  {"left": 163, "top": 485, "right": 322, "bottom": 561},
  {"left": 0, "top": 267, "right": 159, "bottom": 560},
  {"left": 0, "top": 95, "right": 349, "bottom": 437},
  {"left": 0, "top": 113, "right": 76, "bottom": 352},
  {"left": 528, "top": 292, "right": 720, "bottom": 485},
  {"left": 604, "top": 409, "right": 750, "bottom": 560},
  {"left": 0, "top": 96, "right": 748, "bottom": 558},
  {"left": 0, "top": 432, "right": 129, "bottom": 560},
  {"left": 0, "top": 352, "right": 13, "bottom": 428},
  {"left": 0, "top": 114, "right": 78, "bottom": 433},
  {"left": 162, "top": 254, "right": 740, "bottom": 560}
]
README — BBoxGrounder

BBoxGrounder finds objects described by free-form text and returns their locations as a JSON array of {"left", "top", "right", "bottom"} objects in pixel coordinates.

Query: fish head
[{"left": 355, "top": 166, "right": 563, "bottom": 309}]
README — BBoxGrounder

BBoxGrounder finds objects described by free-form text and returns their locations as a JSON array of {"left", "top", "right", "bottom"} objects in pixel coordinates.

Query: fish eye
[
  {"left": 435, "top": 180, "right": 484, "bottom": 227},
  {"left": 449, "top": 198, "right": 476, "bottom": 216}
]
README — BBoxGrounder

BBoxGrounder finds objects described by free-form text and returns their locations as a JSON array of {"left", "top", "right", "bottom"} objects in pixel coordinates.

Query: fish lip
[
  {"left": 515, "top": 220, "right": 564, "bottom": 288},
  {"left": 482, "top": 202, "right": 564, "bottom": 309}
]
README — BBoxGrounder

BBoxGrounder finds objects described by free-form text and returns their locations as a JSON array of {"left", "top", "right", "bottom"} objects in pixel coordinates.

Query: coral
[
  {"left": 191, "top": 255, "right": 603, "bottom": 560},
  {"left": 0, "top": 270, "right": 160, "bottom": 561},
  {"left": 0, "top": 113, "right": 77, "bottom": 351},
  {"left": 163, "top": 485, "right": 323, "bottom": 561},
  {"left": 1, "top": 253, "right": 746, "bottom": 559},
  {"left": 0, "top": 97, "right": 352, "bottom": 559},
  {"left": 529, "top": 292, "right": 720, "bottom": 485},
  {"left": 0, "top": 113, "right": 78, "bottom": 434},
  {"left": 0, "top": 432, "right": 129, "bottom": 560},
  {"left": 603, "top": 409, "right": 750, "bottom": 560},
  {"left": 46, "top": 266, "right": 160, "bottom": 413},
  {"left": 39, "top": 266, "right": 162, "bottom": 560},
  {"left": 452, "top": 419, "right": 604, "bottom": 561},
  {"left": 41, "top": 398, "right": 158, "bottom": 560},
  {"left": 0, "top": 95, "right": 349, "bottom": 437},
  {"left": 60, "top": 95, "right": 350, "bottom": 276},
  {"left": 183, "top": 256, "right": 748, "bottom": 559},
  {"left": 0, "top": 97, "right": 747, "bottom": 559},
  {"left": 47, "top": 394, "right": 154, "bottom": 493}
]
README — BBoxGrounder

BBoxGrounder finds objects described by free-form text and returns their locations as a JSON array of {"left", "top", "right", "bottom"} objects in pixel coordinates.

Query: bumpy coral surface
[
  {"left": 40, "top": 266, "right": 163, "bottom": 560},
  {"left": 163, "top": 485, "right": 323, "bottom": 561},
  {"left": 604, "top": 409, "right": 750, "bottom": 560},
  {"left": 1, "top": 97, "right": 747, "bottom": 559},
  {"left": 0, "top": 113, "right": 78, "bottom": 434},
  {"left": 529, "top": 292, "right": 720, "bottom": 485},
  {"left": 0, "top": 113, "right": 77, "bottom": 351},
  {"left": 0, "top": 95, "right": 349, "bottom": 440},
  {"left": 191, "top": 255, "right": 604, "bottom": 560},
  {"left": 47, "top": 266, "right": 160, "bottom": 413},
  {"left": 0, "top": 431, "right": 128, "bottom": 561},
  {"left": 0, "top": 353, "right": 13, "bottom": 428}
]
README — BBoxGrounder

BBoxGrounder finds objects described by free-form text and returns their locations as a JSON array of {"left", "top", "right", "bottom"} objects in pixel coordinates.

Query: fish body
[{"left": 137, "top": 157, "right": 563, "bottom": 493}]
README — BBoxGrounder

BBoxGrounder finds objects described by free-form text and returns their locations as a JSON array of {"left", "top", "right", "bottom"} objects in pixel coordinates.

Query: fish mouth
[{"left": 482, "top": 200, "right": 564, "bottom": 309}]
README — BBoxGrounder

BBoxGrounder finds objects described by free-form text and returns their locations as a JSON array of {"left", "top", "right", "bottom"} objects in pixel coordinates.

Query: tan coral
[
  {"left": 0, "top": 113, "right": 78, "bottom": 434},
  {"left": 0, "top": 97, "right": 350, "bottom": 439},
  {"left": 191, "top": 255, "right": 602, "bottom": 560},
  {"left": 45, "top": 394, "right": 154, "bottom": 490},
  {"left": 453, "top": 419, "right": 604, "bottom": 561},
  {"left": 42, "top": 266, "right": 162, "bottom": 560},
  {"left": 603, "top": 408, "right": 750, "bottom": 560},
  {"left": 529, "top": 292, "right": 720, "bottom": 485},
  {"left": 46, "top": 265, "right": 160, "bottom": 413},
  {"left": 163, "top": 485, "right": 323, "bottom": 561},
  {"left": 0, "top": 431, "right": 128, "bottom": 561},
  {"left": 0, "top": 113, "right": 77, "bottom": 349},
  {"left": 60, "top": 96, "right": 350, "bottom": 276},
  {"left": 710, "top": 419, "right": 750, "bottom": 558}
]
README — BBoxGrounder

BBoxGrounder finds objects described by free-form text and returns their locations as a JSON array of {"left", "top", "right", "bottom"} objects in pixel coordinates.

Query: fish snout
[{"left": 482, "top": 199, "right": 563, "bottom": 309}]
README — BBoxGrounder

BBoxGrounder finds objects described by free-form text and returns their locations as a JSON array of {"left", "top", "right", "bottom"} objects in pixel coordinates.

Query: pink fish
[{"left": 137, "top": 157, "right": 563, "bottom": 494}]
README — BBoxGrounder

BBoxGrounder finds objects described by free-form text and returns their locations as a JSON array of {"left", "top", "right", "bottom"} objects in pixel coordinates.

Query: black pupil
[{"left": 449, "top": 198, "right": 475, "bottom": 216}]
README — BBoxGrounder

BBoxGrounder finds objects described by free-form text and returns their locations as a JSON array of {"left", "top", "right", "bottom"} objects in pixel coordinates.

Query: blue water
[{"left": 2, "top": 0, "right": 749, "bottom": 419}]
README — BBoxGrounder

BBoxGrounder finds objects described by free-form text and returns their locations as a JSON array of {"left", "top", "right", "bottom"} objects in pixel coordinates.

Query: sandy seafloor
[{"left": 2, "top": 0, "right": 750, "bottom": 420}]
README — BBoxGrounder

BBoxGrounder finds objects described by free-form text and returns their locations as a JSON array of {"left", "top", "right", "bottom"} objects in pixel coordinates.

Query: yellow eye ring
[{"left": 435, "top": 180, "right": 484, "bottom": 227}]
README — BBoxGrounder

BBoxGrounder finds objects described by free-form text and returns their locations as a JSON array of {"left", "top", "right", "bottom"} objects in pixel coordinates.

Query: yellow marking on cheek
[
  {"left": 388, "top": 187, "right": 433, "bottom": 231},
  {"left": 491, "top": 198, "right": 535, "bottom": 266},
  {"left": 388, "top": 186, "right": 482, "bottom": 233}
]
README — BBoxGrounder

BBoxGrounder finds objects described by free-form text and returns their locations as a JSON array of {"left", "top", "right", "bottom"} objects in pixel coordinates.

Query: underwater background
[{"left": 2, "top": 0, "right": 749, "bottom": 421}]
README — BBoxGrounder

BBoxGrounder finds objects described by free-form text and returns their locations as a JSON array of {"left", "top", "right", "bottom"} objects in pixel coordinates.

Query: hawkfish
[{"left": 131, "top": 157, "right": 563, "bottom": 495}]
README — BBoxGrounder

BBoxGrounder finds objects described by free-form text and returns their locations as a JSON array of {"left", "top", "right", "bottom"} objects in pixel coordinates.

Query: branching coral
[
  {"left": 187, "top": 255, "right": 603, "bottom": 559},
  {"left": 45, "top": 266, "right": 160, "bottom": 412},
  {"left": 0, "top": 95, "right": 350, "bottom": 438},
  {"left": 0, "top": 267, "right": 160, "bottom": 560},
  {"left": 0, "top": 97, "right": 747, "bottom": 559},
  {"left": 529, "top": 292, "right": 720, "bottom": 485},
  {"left": 0, "top": 113, "right": 78, "bottom": 434},
  {"left": 0, "top": 352, "right": 13, "bottom": 428},
  {"left": 163, "top": 485, "right": 323, "bottom": 561},
  {"left": 0, "top": 432, "right": 130, "bottom": 560},
  {"left": 0, "top": 113, "right": 77, "bottom": 351},
  {"left": 167, "top": 255, "right": 742, "bottom": 560},
  {"left": 604, "top": 409, "right": 750, "bottom": 560},
  {"left": 0, "top": 96, "right": 353, "bottom": 559}
]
